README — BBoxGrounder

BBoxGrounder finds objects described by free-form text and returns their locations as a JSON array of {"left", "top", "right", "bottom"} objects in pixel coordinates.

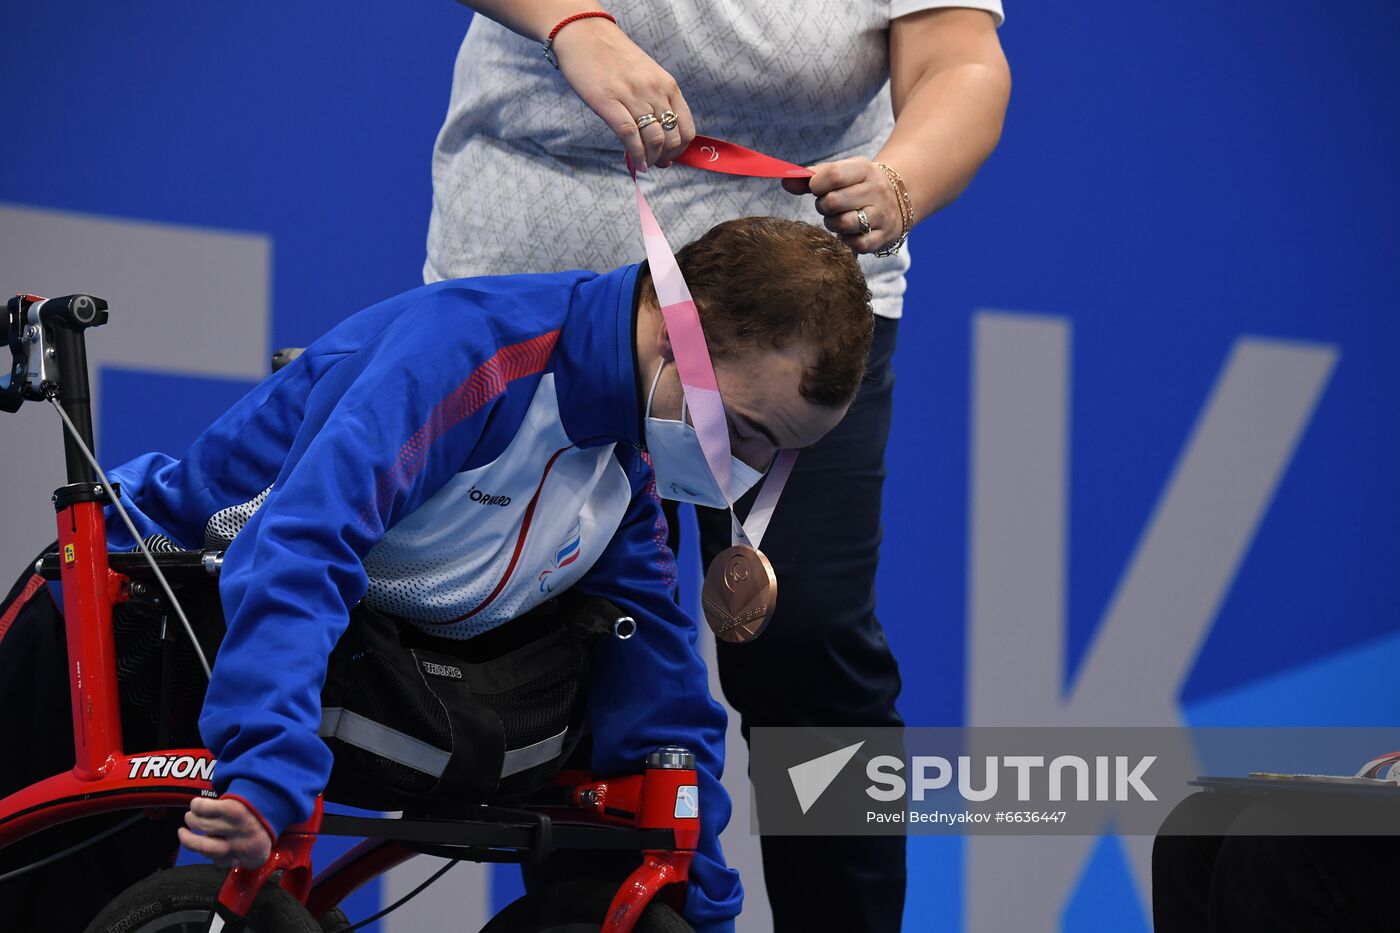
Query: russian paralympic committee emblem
[{"left": 538, "top": 521, "right": 582, "bottom": 593}]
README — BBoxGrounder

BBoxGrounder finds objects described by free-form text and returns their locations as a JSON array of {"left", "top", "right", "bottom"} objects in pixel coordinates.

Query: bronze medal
[{"left": 702, "top": 544, "right": 777, "bottom": 643}]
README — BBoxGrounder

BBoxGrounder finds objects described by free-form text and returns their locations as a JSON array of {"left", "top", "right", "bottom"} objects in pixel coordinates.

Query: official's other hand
[{"left": 784, "top": 157, "right": 904, "bottom": 255}]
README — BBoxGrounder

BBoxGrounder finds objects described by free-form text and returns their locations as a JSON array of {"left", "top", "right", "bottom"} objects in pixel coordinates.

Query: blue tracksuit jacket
[{"left": 102, "top": 263, "right": 741, "bottom": 929}]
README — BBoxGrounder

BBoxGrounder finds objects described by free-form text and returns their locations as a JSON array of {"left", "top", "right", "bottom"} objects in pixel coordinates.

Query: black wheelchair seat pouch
[
  {"left": 320, "top": 594, "right": 618, "bottom": 811},
  {"left": 109, "top": 537, "right": 227, "bottom": 749}
]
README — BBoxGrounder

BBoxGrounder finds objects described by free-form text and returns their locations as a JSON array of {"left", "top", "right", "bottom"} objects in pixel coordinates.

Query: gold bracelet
[
  {"left": 873, "top": 161, "right": 913, "bottom": 257},
  {"left": 877, "top": 162, "right": 912, "bottom": 230},
  {"left": 876, "top": 162, "right": 912, "bottom": 250}
]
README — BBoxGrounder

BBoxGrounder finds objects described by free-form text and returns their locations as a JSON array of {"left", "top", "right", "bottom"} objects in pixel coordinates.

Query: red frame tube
[
  {"left": 218, "top": 798, "right": 323, "bottom": 917},
  {"left": 604, "top": 853, "right": 691, "bottom": 933},
  {"left": 56, "top": 499, "right": 124, "bottom": 780},
  {"left": 0, "top": 749, "right": 214, "bottom": 849},
  {"left": 595, "top": 764, "right": 698, "bottom": 933}
]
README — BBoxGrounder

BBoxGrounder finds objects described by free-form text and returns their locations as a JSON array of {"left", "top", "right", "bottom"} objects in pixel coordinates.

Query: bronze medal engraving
[{"left": 701, "top": 544, "right": 777, "bottom": 643}]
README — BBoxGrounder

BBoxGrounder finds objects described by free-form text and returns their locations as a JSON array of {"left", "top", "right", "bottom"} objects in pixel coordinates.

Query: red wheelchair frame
[{"left": 0, "top": 292, "right": 699, "bottom": 931}]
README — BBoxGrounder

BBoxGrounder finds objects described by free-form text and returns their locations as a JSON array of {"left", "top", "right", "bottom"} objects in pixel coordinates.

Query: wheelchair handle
[{"left": 3, "top": 293, "right": 110, "bottom": 485}]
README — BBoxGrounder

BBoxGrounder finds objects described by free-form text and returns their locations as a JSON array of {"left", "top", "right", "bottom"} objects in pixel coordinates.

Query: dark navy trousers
[{"left": 694, "top": 315, "right": 907, "bottom": 932}]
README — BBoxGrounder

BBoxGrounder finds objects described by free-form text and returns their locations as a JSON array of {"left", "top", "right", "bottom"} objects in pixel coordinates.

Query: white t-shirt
[{"left": 426, "top": 0, "right": 1005, "bottom": 319}]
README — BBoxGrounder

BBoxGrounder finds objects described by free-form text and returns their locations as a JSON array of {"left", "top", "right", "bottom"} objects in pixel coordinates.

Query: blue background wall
[{"left": 5, "top": 2, "right": 1398, "bottom": 929}]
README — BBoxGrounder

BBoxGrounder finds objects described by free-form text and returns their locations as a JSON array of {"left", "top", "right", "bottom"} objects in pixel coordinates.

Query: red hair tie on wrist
[{"left": 542, "top": 11, "right": 618, "bottom": 69}]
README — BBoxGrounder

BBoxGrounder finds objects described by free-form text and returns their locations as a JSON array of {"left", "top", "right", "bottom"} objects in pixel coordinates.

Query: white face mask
[{"left": 644, "top": 360, "right": 766, "bottom": 508}]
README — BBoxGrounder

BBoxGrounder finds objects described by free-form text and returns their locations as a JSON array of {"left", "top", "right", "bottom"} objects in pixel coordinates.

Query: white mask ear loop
[
  {"left": 646, "top": 358, "right": 666, "bottom": 419},
  {"left": 646, "top": 358, "right": 690, "bottom": 425}
]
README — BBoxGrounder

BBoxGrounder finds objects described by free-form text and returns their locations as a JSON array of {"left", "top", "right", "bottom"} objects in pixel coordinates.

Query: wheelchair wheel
[
  {"left": 480, "top": 879, "right": 693, "bottom": 933},
  {"left": 83, "top": 864, "right": 322, "bottom": 933}
]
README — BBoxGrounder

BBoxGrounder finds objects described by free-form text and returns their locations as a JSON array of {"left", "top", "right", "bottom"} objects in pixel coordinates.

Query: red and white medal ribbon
[{"left": 629, "top": 136, "right": 812, "bottom": 548}]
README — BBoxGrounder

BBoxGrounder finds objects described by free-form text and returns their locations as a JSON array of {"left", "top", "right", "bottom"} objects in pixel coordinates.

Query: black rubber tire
[
  {"left": 83, "top": 864, "right": 322, "bottom": 933},
  {"left": 480, "top": 879, "right": 693, "bottom": 933},
  {"left": 317, "top": 906, "right": 352, "bottom": 931}
]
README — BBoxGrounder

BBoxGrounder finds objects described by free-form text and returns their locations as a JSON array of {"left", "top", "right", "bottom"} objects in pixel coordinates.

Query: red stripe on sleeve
[{"left": 368, "top": 330, "right": 559, "bottom": 526}]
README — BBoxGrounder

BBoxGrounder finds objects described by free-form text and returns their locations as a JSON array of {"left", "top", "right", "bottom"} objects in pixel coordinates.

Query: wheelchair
[{"left": 0, "top": 293, "right": 700, "bottom": 932}]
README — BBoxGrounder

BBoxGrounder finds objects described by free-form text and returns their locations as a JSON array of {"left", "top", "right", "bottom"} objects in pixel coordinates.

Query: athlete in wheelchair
[{"left": 0, "top": 215, "right": 874, "bottom": 932}]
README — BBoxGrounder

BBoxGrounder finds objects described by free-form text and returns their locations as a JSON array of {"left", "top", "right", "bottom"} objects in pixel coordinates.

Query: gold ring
[
  {"left": 636, "top": 113, "right": 659, "bottom": 130},
  {"left": 660, "top": 110, "right": 679, "bottom": 131}
]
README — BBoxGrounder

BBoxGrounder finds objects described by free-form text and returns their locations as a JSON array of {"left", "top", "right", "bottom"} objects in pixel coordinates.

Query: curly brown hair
[{"left": 640, "top": 217, "right": 874, "bottom": 408}]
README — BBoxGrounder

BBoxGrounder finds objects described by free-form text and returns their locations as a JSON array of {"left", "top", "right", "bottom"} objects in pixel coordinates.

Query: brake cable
[
  {"left": 0, "top": 813, "right": 145, "bottom": 883},
  {"left": 47, "top": 395, "right": 213, "bottom": 680},
  {"left": 333, "top": 859, "right": 458, "bottom": 931}
]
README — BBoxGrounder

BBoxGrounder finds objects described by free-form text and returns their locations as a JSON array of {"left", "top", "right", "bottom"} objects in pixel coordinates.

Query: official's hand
[
  {"left": 178, "top": 795, "right": 273, "bottom": 869},
  {"left": 783, "top": 157, "right": 904, "bottom": 255},
  {"left": 550, "top": 17, "right": 697, "bottom": 170}
]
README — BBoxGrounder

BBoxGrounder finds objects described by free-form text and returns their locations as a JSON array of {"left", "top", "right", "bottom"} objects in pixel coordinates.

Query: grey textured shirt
[{"left": 426, "top": 0, "right": 1005, "bottom": 319}]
